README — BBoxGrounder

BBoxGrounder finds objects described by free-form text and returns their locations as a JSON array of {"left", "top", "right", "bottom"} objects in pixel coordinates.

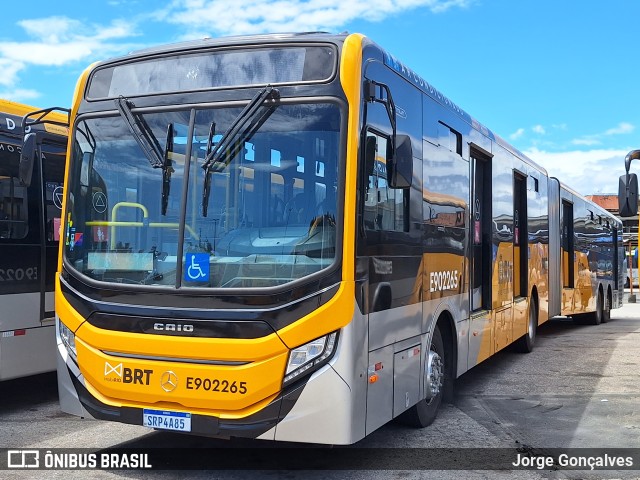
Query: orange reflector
[{"left": 369, "top": 374, "right": 378, "bottom": 384}]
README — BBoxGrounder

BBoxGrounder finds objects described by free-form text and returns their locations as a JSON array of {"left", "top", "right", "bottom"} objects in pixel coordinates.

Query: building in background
[{"left": 589, "top": 194, "right": 637, "bottom": 287}]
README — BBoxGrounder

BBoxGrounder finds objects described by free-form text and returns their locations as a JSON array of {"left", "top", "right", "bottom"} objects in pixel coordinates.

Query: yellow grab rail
[{"left": 86, "top": 202, "right": 199, "bottom": 249}]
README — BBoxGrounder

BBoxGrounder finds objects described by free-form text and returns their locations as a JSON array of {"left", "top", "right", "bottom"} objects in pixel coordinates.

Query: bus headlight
[
  {"left": 58, "top": 320, "right": 77, "bottom": 360},
  {"left": 283, "top": 331, "right": 338, "bottom": 386}
]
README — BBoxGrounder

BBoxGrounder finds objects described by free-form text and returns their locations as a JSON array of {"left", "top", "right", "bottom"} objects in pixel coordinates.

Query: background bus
[
  {"left": 0, "top": 100, "right": 67, "bottom": 380},
  {"left": 45, "top": 33, "right": 623, "bottom": 444}
]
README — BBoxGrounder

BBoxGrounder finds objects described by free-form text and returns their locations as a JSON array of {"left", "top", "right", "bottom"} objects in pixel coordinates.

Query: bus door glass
[
  {"left": 562, "top": 201, "right": 574, "bottom": 288},
  {"left": 513, "top": 172, "right": 528, "bottom": 298},
  {"left": 470, "top": 152, "right": 491, "bottom": 311},
  {"left": 41, "top": 139, "right": 66, "bottom": 318}
]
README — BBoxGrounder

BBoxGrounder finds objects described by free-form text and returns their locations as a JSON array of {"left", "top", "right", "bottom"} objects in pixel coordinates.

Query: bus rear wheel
[
  {"left": 602, "top": 291, "right": 611, "bottom": 323},
  {"left": 397, "top": 325, "right": 445, "bottom": 428},
  {"left": 588, "top": 290, "right": 604, "bottom": 325}
]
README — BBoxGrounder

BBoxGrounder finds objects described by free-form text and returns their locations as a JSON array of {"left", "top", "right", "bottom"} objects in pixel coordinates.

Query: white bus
[{"left": 0, "top": 100, "right": 67, "bottom": 380}]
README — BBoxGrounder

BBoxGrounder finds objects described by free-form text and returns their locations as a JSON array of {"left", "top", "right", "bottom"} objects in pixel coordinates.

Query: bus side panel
[
  {"left": 359, "top": 57, "right": 424, "bottom": 346},
  {"left": 356, "top": 57, "right": 429, "bottom": 430},
  {"left": 491, "top": 146, "right": 514, "bottom": 352},
  {"left": 421, "top": 96, "right": 470, "bottom": 377},
  {"left": 0, "top": 324, "right": 55, "bottom": 381},
  {"left": 548, "top": 178, "right": 561, "bottom": 318}
]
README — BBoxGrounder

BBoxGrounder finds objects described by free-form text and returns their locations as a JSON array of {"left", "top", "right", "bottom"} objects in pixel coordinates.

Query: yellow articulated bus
[
  {"left": 21, "top": 33, "right": 623, "bottom": 443},
  {"left": 0, "top": 100, "right": 67, "bottom": 380}
]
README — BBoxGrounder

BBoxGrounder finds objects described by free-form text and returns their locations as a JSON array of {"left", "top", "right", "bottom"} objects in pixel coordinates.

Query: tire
[
  {"left": 602, "top": 292, "right": 611, "bottom": 323},
  {"left": 515, "top": 297, "right": 537, "bottom": 353},
  {"left": 397, "top": 325, "right": 445, "bottom": 428},
  {"left": 588, "top": 289, "right": 604, "bottom": 326}
]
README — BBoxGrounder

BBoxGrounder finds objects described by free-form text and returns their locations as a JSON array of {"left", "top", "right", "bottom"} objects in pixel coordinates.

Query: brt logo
[{"left": 104, "top": 362, "right": 153, "bottom": 385}]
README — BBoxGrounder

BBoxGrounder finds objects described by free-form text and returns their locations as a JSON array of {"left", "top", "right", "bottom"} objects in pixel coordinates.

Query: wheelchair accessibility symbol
[{"left": 185, "top": 253, "right": 210, "bottom": 282}]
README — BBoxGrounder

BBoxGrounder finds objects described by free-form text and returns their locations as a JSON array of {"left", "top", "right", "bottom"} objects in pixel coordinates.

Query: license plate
[{"left": 143, "top": 409, "right": 192, "bottom": 432}]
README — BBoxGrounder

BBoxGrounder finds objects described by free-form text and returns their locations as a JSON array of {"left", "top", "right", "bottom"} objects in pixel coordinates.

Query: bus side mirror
[
  {"left": 388, "top": 134, "right": 413, "bottom": 188},
  {"left": 619, "top": 173, "right": 638, "bottom": 217},
  {"left": 19, "top": 132, "right": 37, "bottom": 187}
]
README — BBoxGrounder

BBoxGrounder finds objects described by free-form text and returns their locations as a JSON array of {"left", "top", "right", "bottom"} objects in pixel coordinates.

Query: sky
[{"left": 2, "top": 0, "right": 639, "bottom": 196}]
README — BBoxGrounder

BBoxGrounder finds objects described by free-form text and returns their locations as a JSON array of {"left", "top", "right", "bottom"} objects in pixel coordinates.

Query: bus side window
[
  {"left": 363, "top": 131, "right": 406, "bottom": 232},
  {"left": 0, "top": 176, "right": 28, "bottom": 239}
]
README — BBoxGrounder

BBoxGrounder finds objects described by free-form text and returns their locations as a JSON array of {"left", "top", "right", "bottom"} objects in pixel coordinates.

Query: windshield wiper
[
  {"left": 115, "top": 96, "right": 164, "bottom": 168},
  {"left": 201, "top": 85, "right": 280, "bottom": 217},
  {"left": 161, "top": 123, "right": 174, "bottom": 215},
  {"left": 202, "top": 122, "right": 216, "bottom": 218}
]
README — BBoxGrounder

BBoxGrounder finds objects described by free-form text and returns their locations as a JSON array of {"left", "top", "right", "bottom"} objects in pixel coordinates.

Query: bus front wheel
[{"left": 397, "top": 325, "right": 445, "bottom": 428}]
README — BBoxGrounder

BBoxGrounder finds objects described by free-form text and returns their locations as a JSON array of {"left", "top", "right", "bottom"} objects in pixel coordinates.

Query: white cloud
[
  {"left": 568, "top": 122, "right": 635, "bottom": 148},
  {"left": 571, "top": 138, "right": 601, "bottom": 147},
  {"left": 0, "top": 88, "right": 40, "bottom": 101},
  {"left": 524, "top": 147, "right": 629, "bottom": 195},
  {"left": 605, "top": 122, "right": 634, "bottom": 136},
  {"left": 0, "top": 16, "right": 140, "bottom": 67},
  {"left": 532, "top": 124, "right": 545, "bottom": 135},
  {"left": 160, "top": 0, "right": 473, "bottom": 36},
  {"left": 0, "top": 41, "right": 96, "bottom": 67},
  {"left": 429, "top": 0, "right": 472, "bottom": 13},
  {"left": 0, "top": 58, "right": 26, "bottom": 86},
  {"left": 0, "top": 15, "right": 141, "bottom": 101},
  {"left": 510, "top": 128, "right": 525, "bottom": 140}
]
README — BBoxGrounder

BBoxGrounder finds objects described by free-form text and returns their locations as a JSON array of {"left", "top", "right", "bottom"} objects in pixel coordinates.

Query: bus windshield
[{"left": 64, "top": 102, "right": 341, "bottom": 288}]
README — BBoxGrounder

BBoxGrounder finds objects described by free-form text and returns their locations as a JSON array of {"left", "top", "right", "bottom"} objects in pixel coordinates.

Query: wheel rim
[{"left": 425, "top": 349, "right": 443, "bottom": 402}]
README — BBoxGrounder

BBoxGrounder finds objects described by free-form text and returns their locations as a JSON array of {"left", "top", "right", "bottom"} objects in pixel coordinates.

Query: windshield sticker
[
  {"left": 184, "top": 253, "right": 209, "bottom": 282},
  {"left": 66, "top": 214, "right": 72, "bottom": 247},
  {"left": 50, "top": 184, "right": 64, "bottom": 209},
  {"left": 92, "top": 226, "right": 109, "bottom": 243},
  {"left": 72, "top": 232, "right": 84, "bottom": 248},
  {"left": 92, "top": 191, "right": 108, "bottom": 213},
  {"left": 87, "top": 252, "right": 153, "bottom": 271},
  {"left": 53, "top": 217, "right": 61, "bottom": 241}
]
